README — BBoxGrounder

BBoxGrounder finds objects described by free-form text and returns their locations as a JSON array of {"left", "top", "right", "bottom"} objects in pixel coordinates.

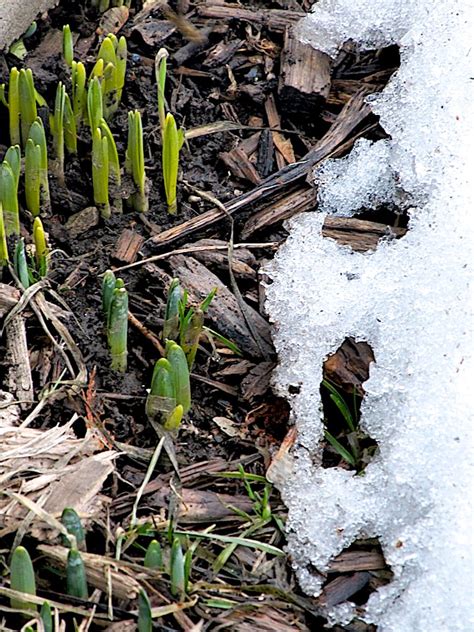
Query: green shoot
[
  {"left": 0, "top": 158, "right": 20, "bottom": 235},
  {"left": 18, "top": 68, "right": 37, "bottom": 148},
  {"left": 87, "top": 76, "right": 103, "bottom": 132},
  {"left": 154, "top": 48, "right": 169, "bottom": 133},
  {"left": 166, "top": 340, "right": 191, "bottom": 414},
  {"left": 163, "top": 279, "right": 220, "bottom": 369},
  {"left": 137, "top": 588, "right": 152, "bottom": 632},
  {"left": 92, "top": 127, "right": 110, "bottom": 218},
  {"left": 96, "top": 34, "right": 127, "bottom": 118},
  {"left": 107, "top": 283, "right": 128, "bottom": 372},
  {"left": 125, "top": 110, "right": 148, "bottom": 212},
  {"left": 144, "top": 539, "right": 163, "bottom": 569},
  {"left": 40, "top": 601, "right": 53, "bottom": 632},
  {"left": 71, "top": 61, "right": 87, "bottom": 131},
  {"left": 100, "top": 118, "right": 122, "bottom": 212},
  {"left": 33, "top": 217, "right": 48, "bottom": 278},
  {"left": 14, "top": 239, "right": 30, "bottom": 289},
  {"left": 5, "top": 145, "right": 21, "bottom": 189},
  {"left": 0, "top": 202, "right": 8, "bottom": 267},
  {"left": 146, "top": 357, "right": 176, "bottom": 419},
  {"left": 162, "top": 113, "right": 184, "bottom": 215},
  {"left": 28, "top": 119, "right": 50, "bottom": 212},
  {"left": 170, "top": 537, "right": 185, "bottom": 598},
  {"left": 10, "top": 546, "right": 37, "bottom": 612},
  {"left": 25, "top": 139, "right": 41, "bottom": 216},
  {"left": 61, "top": 507, "right": 86, "bottom": 551},
  {"left": 52, "top": 82, "right": 66, "bottom": 186},
  {"left": 66, "top": 548, "right": 88, "bottom": 599},
  {"left": 64, "top": 93, "right": 77, "bottom": 154},
  {"left": 62, "top": 24, "right": 74, "bottom": 67},
  {"left": 7, "top": 67, "right": 20, "bottom": 145},
  {"left": 102, "top": 269, "right": 117, "bottom": 315}
]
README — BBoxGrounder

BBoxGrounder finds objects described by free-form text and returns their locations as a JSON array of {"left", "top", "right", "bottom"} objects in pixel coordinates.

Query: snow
[{"left": 265, "top": 0, "right": 474, "bottom": 630}]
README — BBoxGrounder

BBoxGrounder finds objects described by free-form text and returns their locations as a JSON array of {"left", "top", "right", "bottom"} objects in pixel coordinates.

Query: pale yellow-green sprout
[
  {"left": 3, "top": 67, "right": 20, "bottom": 146},
  {"left": 64, "top": 92, "right": 77, "bottom": 154},
  {"left": 33, "top": 217, "right": 48, "bottom": 278},
  {"left": 106, "top": 281, "right": 129, "bottom": 372},
  {"left": 71, "top": 61, "right": 87, "bottom": 131},
  {"left": 125, "top": 110, "right": 148, "bottom": 212},
  {"left": 96, "top": 33, "right": 127, "bottom": 118},
  {"left": 162, "top": 112, "right": 184, "bottom": 215}
]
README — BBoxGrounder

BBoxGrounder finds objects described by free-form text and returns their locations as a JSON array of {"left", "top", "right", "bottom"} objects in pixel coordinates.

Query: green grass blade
[
  {"left": 174, "top": 529, "right": 284, "bottom": 556},
  {"left": 324, "top": 430, "right": 357, "bottom": 467}
]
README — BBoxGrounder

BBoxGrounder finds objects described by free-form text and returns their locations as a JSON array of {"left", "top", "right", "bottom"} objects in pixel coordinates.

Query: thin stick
[
  {"left": 128, "top": 310, "right": 165, "bottom": 355},
  {"left": 112, "top": 241, "right": 279, "bottom": 273},
  {"left": 130, "top": 435, "right": 166, "bottom": 528}
]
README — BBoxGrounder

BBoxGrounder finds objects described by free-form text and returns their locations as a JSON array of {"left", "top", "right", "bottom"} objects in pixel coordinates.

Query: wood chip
[
  {"left": 318, "top": 572, "right": 371, "bottom": 607},
  {"left": 279, "top": 26, "right": 331, "bottom": 112},
  {"left": 323, "top": 338, "right": 375, "bottom": 397},
  {"left": 328, "top": 549, "right": 387, "bottom": 573},
  {"left": 114, "top": 229, "right": 145, "bottom": 264},
  {"left": 265, "top": 94, "right": 295, "bottom": 168},
  {"left": 197, "top": 1, "right": 305, "bottom": 32},
  {"left": 322, "top": 216, "right": 407, "bottom": 252}
]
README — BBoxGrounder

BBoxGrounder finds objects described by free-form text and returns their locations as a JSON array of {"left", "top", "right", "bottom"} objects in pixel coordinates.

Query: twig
[{"left": 128, "top": 310, "right": 165, "bottom": 355}]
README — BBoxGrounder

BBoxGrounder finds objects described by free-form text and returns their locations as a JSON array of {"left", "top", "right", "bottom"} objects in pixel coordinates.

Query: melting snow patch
[{"left": 266, "top": 0, "right": 474, "bottom": 630}]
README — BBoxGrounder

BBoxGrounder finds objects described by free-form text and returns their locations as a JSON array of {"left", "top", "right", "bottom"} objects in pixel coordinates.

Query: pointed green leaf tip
[{"left": 10, "top": 546, "right": 37, "bottom": 611}]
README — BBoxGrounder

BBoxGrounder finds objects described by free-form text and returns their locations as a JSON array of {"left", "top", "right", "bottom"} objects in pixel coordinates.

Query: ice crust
[{"left": 266, "top": 1, "right": 474, "bottom": 630}]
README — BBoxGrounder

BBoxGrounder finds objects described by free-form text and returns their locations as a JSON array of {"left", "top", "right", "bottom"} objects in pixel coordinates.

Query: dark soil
[{"left": 0, "top": 1, "right": 402, "bottom": 629}]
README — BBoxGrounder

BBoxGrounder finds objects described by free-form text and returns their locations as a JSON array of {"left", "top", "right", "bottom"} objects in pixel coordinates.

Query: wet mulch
[{"left": 0, "top": 0, "right": 401, "bottom": 629}]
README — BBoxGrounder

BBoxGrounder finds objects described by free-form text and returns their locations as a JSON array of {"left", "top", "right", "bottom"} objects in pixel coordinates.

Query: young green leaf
[
  {"left": 0, "top": 202, "right": 8, "bottom": 267},
  {"left": 125, "top": 110, "right": 148, "bottom": 212},
  {"left": 137, "top": 588, "right": 152, "bottom": 632},
  {"left": 88, "top": 76, "right": 103, "bottom": 131},
  {"left": 92, "top": 127, "right": 111, "bottom": 218},
  {"left": 102, "top": 269, "right": 117, "bottom": 316},
  {"left": 0, "top": 160, "right": 20, "bottom": 235},
  {"left": 108, "top": 285, "right": 128, "bottom": 372},
  {"left": 324, "top": 430, "right": 357, "bottom": 467},
  {"left": 66, "top": 548, "right": 88, "bottom": 599},
  {"left": 40, "top": 601, "right": 53, "bottom": 632},
  {"left": 4, "top": 145, "right": 21, "bottom": 190},
  {"left": 154, "top": 48, "right": 169, "bottom": 133},
  {"left": 166, "top": 341, "right": 191, "bottom": 414},
  {"left": 25, "top": 139, "right": 42, "bottom": 216},
  {"left": 14, "top": 239, "right": 29, "bottom": 289},
  {"left": 10, "top": 546, "right": 37, "bottom": 612},
  {"left": 33, "top": 217, "right": 48, "bottom": 278},
  {"left": 52, "top": 82, "right": 66, "bottom": 185},
  {"left": 64, "top": 93, "right": 77, "bottom": 154},
  {"left": 62, "top": 24, "right": 74, "bottom": 67},
  {"left": 28, "top": 118, "right": 50, "bottom": 211},
  {"left": 163, "top": 404, "right": 184, "bottom": 432},
  {"left": 162, "top": 112, "right": 180, "bottom": 214},
  {"left": 71, "top": 61, "right": 87, "bottom": 130},
  {"left": 8, "top": 67, "right": 20, "bottom": 146},
  {"left": 61, "top": 507, "right": 86, "bottom": 551},
  {"left": 144, "top": 539, "right": 163, "bottom": 569},
  {"left": 146, "top": 357, "right": 176, "bottom": 420},
  {"left": 19, "top": 68, "right": 37, "bottom": 148},
  {"left": 99, "top": 118, "right": 122, "bottom": 212},
  {"left": 163, "top": 278, "right": 182, "bottom": 340},
  {"left": 170, "top": 537, "right": 185, "bottom": 598}
]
